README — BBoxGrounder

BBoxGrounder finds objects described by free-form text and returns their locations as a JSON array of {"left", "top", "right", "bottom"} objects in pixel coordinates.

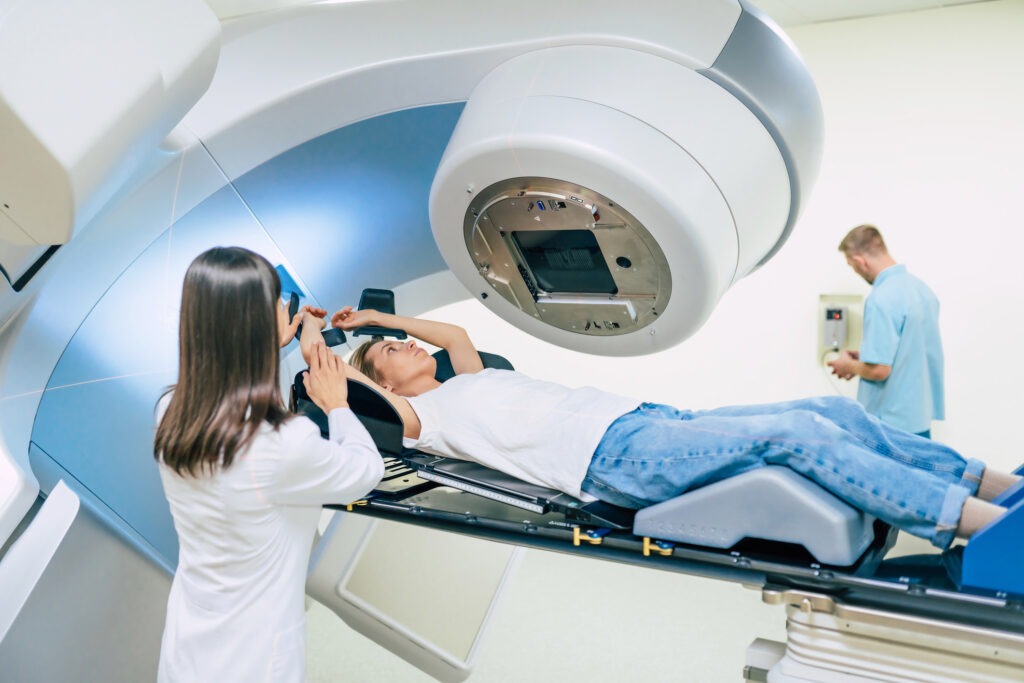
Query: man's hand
[
  {"left": 302, "top": 342, "right": 349, "bottom": 412},
  {"left": 827, "top": 350, "right": 859, "bottom": 380},
  {"left": 331, "top": 306, "right": 379, "bottom": 330}
]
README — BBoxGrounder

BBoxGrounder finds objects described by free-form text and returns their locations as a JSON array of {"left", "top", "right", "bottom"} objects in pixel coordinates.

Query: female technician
[{"left": 154, "top": 246, "right": 383, "bottom": 682}]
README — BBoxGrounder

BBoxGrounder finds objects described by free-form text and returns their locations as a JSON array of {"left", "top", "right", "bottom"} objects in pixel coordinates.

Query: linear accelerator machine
[{"left": 1, "top": 0, "right": 1022, "bottom": 681}]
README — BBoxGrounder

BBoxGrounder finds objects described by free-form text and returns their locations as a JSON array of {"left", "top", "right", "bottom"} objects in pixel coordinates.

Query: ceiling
[{"left": 753, "top": 0, "right": 995, "bottom": 26}]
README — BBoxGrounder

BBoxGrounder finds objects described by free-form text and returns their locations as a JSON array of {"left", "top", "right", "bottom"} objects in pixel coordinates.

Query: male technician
[{"left": 827, "top": 225, "right": 944, "bottom": 438}]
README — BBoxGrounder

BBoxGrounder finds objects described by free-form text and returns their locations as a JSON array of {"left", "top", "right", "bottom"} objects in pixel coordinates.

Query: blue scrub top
[{"left": 857, "top": 264, "right": 945, "bottom": 433}]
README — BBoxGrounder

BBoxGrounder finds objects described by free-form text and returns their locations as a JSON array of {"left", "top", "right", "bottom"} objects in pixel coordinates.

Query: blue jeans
[{"left": 581, "top": 397, "right": 985, "bottom": 549}]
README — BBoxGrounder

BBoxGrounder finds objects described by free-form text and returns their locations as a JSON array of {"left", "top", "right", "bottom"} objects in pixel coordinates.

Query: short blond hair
[{"left": 838, "top": 224, "right": 888, "bottom": 256}]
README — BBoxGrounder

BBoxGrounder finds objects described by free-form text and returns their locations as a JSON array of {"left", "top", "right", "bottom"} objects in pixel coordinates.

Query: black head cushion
[
  {"left": 432, "top": 349, "right": 514, "bottom": 382},
  {"left": 291, "top": 371, "right": 404, "bottom": 454}
]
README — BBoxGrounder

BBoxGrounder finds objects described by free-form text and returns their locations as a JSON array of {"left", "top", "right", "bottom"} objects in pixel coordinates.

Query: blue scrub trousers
[{"left": 581, "top": 396, "right": 984, "bottom": 549}]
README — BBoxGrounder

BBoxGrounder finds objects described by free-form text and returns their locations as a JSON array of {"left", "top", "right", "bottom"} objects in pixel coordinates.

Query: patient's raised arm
[
  {"left": 332, "top": 307, "right": 484, "bottom": 375},
  {"left": 299, "top": 309, "right": 329, "bottom": 365},
  {"left": 301, "top": 312, "right": 391, "bottom": 397}
]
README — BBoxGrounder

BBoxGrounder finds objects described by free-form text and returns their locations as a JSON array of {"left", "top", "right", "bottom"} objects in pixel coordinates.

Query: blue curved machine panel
[
  {"left": 234, "top": 104, "right": 459, "bottom": 305},
  {"left": 30, "top": 105, "right": 460, "bottom": 564}
]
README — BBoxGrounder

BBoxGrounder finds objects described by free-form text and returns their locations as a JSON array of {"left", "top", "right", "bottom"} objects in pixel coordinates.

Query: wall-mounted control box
[
  {"left": 818, "top": 294, "right": 863, "bottom": 364},
  {"left": 823, "top": 306, "right": 847, "bottom": 350}
]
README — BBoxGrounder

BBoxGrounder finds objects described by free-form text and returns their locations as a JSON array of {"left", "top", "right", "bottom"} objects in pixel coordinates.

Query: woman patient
[{"left": 300, "top": 306, "right": 1021, "bottom": 551}]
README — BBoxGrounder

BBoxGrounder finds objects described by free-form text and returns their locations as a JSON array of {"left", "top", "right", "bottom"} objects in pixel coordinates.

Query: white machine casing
[
  {"left": 431, "top": 44, "right": 793, "bottom": 355},
  {"left": 0, "top": 0, "right": 220, "bottom": 245}
]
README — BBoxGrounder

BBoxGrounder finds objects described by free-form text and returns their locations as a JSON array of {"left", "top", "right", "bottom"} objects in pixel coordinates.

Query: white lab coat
[{"left": 156, "top": 402, "right": 383, "bottom": 683}]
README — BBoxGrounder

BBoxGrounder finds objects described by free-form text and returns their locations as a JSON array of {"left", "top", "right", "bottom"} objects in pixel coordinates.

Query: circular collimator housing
[
  {"left": 430, "top": 39, "right": 816, "bottom": 355},
  {"left": 466, "top": 178, "right": 670, "bottom": 337}
]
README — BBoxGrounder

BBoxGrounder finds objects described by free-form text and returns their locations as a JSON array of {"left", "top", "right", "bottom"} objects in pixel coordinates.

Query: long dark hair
[{"left": 155, "top": 246, "right": 290, "bottom": 476}]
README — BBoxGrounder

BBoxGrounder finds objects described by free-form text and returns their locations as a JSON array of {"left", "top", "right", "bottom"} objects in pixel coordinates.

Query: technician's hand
[
  {"left": 303, "top": 342, "right": 350, "bottom": 412},
  {"left": 827, "top": 350, "right": 858, "bottom": 381},
  {"left": 331, "top": 306, "right": 379, "bottom": 330},
  {"left": 279, "top": 304, "right": 327, "bottom": 347}
]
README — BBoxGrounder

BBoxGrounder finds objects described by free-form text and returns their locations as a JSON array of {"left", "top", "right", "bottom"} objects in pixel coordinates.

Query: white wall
[
  {"left": 308, "top": 2, "right": 1024, "bottom": 680},
  {"left": 785, "top": 0, "right": 1024, "bottom": 471}
]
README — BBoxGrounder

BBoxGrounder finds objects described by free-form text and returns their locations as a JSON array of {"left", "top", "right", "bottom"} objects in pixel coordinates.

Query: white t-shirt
[
  {"left": 403, "top": 369, "right": 639, "bottom": 498},
  {"left": 156, "top": 396, "right": 383, "bottom": 683}
]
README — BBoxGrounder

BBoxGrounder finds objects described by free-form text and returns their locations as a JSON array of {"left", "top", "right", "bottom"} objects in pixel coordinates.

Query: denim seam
[
  {"left": 851, "top": 435, "right": 958, "bottom": 473},
  {"left": 776, "top": 443, "right": 943, "bottom": 528},
  {"left": 822, "top": 418, "right": 958, "bottom": 474}
]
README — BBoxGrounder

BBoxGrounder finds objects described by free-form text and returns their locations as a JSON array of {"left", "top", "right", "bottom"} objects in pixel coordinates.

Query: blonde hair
[
  {"left": 839, "top": 224, "right": 888, "bottom": 256},
  {"left": 348, "top": 339, "right": 385, "bottom": 384}
]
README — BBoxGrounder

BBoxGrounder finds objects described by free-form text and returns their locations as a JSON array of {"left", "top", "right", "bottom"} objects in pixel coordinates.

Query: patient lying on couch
[{"left": 299, "top": 306, "right": 1020, "bottom": 551}]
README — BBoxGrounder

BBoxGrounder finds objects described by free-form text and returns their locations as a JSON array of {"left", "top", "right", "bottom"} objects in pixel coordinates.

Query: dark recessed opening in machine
[{"left": 511, "top": 229, "right": 617, "bottom": 295}]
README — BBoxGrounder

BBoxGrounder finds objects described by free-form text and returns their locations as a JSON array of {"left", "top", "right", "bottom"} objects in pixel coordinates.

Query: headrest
[
  {"left": 350, "top": 288, "right": 407, "bottom": 340},
  {"left": 433, "top": 349, "right": 513, "bottom": 382},
  {"left": 291, "top": 372, "right": 404, "bottom": 455}
]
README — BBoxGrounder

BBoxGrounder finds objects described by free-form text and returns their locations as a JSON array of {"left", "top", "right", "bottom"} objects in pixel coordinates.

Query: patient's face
[{"left": 368, "top": 339, "right": 436, "bottom": 395}]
